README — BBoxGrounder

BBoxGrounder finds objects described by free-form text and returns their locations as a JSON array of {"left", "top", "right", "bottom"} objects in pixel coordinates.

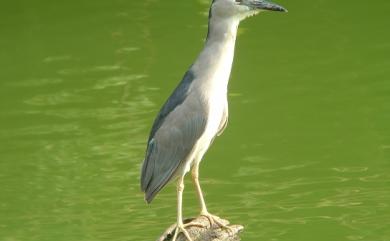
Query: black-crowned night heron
[{"left": 140, "top": 0, "right": 286, "bottom": 240}]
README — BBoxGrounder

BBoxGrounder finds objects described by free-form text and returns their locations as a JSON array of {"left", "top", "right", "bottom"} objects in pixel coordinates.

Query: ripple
[
  {"left": 0, "top": 123, "right": 83, "bottom": 138},
  {"left": 6, "top": 78, "right": 63, "bottom": 87},
  {"left": 332, "top": 167, "right": 369, "bottom": 173},
  {"left": 24, "top": 91, "right": 90, "bottom": 106},
  {"left": 43, "top": 55, "right": 72, "bottom": 63},
  {"left": 57, "top": 65, "right": 130, "bottom": 75},
  {"left": 88, "top": 65, "right": 122, "bottom": 72},
  {"left": 94, "top": 74, "right": 147, "bottom": 90},
  {"left": 116, "top": 47, "right": 140, "bottom": 54}
]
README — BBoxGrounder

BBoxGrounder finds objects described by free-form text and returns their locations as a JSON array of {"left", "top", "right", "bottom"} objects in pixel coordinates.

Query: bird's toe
[
  {"left": 171, "top": 223, "right": 194, "bottom": 241},
  {"left": 199, "top": 212, "right": 234, "bottom": 235}
]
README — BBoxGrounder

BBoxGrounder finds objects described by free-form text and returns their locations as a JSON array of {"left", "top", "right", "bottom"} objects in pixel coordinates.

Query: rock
[{"left": 156, "top": 216, "right": 243, "bottom": 241}]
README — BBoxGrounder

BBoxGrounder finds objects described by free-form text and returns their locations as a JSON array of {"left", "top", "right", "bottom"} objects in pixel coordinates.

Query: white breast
[
  {"left": 193, "top": 41, "right": 234, "bottom": 162},
  {"left": 204, "top": 86, "right": 227, "bottom": 138}
]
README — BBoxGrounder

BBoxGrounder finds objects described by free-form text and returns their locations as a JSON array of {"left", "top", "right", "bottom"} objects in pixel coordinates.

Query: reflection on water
[{"left": 1, "top": 0, "right": 390, "bottom": 241}]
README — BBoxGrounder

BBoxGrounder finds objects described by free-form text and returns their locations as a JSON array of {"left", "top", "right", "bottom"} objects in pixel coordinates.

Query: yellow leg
[
  {"left": 191, "top": 163, "right": 208, "bottom": 214},
  {"left": 172, "top": 176, "right": 193, "bottom": 241},
  {"left": 191, "top": 163, "right": 234, "bottom": 234}
]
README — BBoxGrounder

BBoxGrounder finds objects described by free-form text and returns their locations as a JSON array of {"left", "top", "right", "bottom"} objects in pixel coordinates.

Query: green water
[{"left": 1, "top": 1, "right": 390, "bottom": 241}]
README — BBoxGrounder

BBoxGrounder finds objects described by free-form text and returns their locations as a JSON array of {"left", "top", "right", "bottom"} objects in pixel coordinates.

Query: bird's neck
[
  {"left": 206, "top": 16, "right": 239, "bottom": 44},
  {"left": 192, "top": 17, "right": 239, "bottom": 92}
]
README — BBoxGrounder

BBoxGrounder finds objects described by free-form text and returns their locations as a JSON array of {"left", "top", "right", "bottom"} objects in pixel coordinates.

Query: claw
[
  {"left": 172, "top": 223, "right": 193, "bottom": 241},
  {"left": 200, "top": 212, "right": 235, "bottom": 236},
  {"left": 171, "top": 221, "right": 206, "bottom": 241},
  {"left": 200, "top": 213, "right": 215, "bottom": 228}
]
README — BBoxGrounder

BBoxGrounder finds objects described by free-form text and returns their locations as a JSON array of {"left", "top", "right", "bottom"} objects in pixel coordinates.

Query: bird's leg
[
  {"left": 191, "top": 163, "right": 209, "bottom": 215},
  {"left": 172, "top": 176, "right": 199, "bottom": 241},
  {"left": 191, "top": 163, "right": 234, "bottom": 234}
]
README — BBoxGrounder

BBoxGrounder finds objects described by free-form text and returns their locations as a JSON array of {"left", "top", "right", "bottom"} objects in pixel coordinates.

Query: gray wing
[
  {"left": 140, "top": 70, "right": 207, "bottom": 203},
  {"left": 148, "top": 70, "right": 195, "bottom": 140}
]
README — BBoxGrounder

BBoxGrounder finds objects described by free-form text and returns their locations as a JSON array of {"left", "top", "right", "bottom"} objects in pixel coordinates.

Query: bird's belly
[{"left": 205, "top": 96, "right": 226, "bottom": 138}]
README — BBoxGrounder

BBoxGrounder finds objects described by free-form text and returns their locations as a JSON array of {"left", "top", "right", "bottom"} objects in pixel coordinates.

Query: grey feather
[
  {"left": 148, "top": 69, "right": 195, "bottom": 141},
  {"left": 140, "top": 69, "right": 208, "bottom": 203}
]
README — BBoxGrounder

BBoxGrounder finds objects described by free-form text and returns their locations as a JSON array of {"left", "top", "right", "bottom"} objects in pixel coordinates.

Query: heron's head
[{"left": 210, "top": 0, "right": 287, "bottom": 21}]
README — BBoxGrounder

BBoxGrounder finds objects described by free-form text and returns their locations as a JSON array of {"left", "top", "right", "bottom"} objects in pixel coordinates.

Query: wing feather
[
  {"left": 140, "top": 69, "right": 207, "bottom": 203},
  {"left": 141, "top": 103, "right": 207, "bottom": 203}
]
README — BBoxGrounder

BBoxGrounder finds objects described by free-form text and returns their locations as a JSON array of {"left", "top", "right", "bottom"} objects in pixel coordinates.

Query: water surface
[{"left": 1, "top": 1, "right": 390, "bottom": 241}]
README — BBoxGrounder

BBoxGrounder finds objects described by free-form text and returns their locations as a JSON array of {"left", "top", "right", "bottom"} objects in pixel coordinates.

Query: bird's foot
[
  {"left": 200, "top": 212, "right": 235, "bottom": 235},
  {"left": 171, "top": 221, "right": 204, "bottom": 241}
]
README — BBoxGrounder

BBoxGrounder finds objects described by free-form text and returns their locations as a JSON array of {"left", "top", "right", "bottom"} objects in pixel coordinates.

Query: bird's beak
[{"left": 244, "top": 0, "right": 288, "bottom": 12}]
